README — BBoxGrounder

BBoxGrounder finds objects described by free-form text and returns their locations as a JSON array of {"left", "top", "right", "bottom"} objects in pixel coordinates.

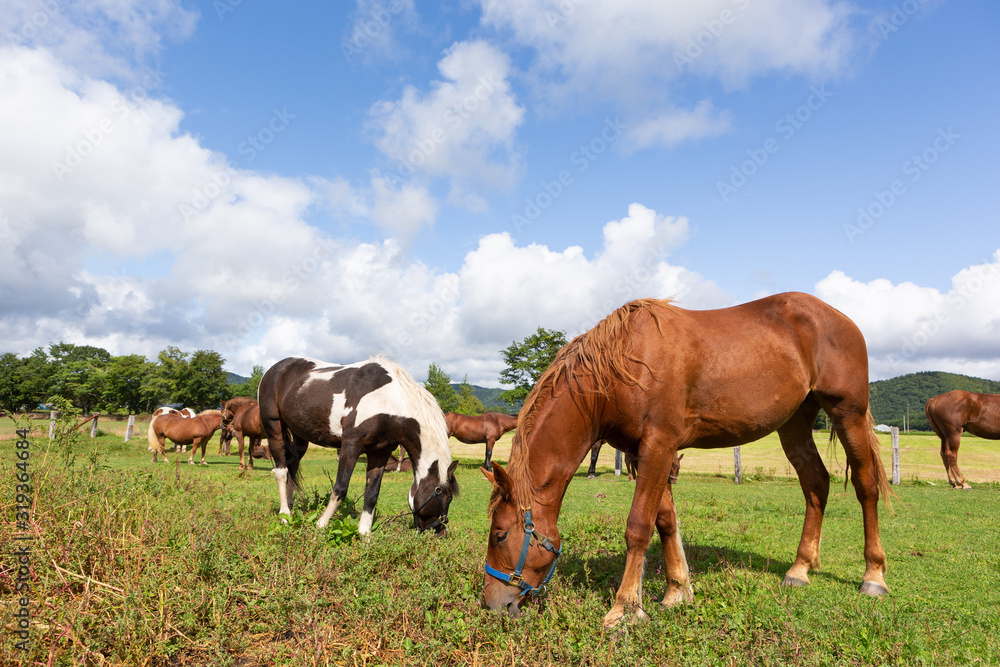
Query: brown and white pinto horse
[
  {"left": 219, "top": 396, "right": 271, "bottom": 469},
  {"left": 925, "top": 390, "right": 1000, "bottom": 489},
  {"left": 147, "top": 406, "right": 197, "bottom": 454},
  {"left": 482, "top": 294, "right": 891, "bottom": 629},
  {"left": 147, "top": 410, "right": 224, "bottom": 464},
  {"left": 445, "top": 411, "right": 518, "bottom": 471},
  {"left": 258, "top": 357, "right": 459, "bottom": 537}
]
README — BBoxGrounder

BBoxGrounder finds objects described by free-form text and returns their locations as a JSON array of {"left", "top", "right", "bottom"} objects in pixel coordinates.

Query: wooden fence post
[
  {"left": 49, "top": 410, "right": 56, "bottom": 439},
  {"left": 124, "top": 415, "right": 135, "bottom": 442},
  {"left": 615, "top": 450, "right": 623, "bottom": 477},
  {"left": 891, "top": 426, "right": 900, "bottom": 485},
  {"left": 733, "top": 446, "right": 742, "bottom": 484},
  {"left": 90, "top": 414, "right": 99, "bottom": 438}
]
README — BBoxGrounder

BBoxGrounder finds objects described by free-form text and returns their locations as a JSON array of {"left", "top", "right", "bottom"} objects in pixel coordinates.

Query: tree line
[
  {"left": 0, "top": 326, "right": 569, "bottom": 418},
  {"left": 0, "top": 342, "right": 263, "bottom": 415}
]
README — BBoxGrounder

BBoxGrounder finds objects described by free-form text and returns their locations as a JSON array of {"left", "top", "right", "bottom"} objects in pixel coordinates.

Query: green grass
[{"left": 2, "top": 419, "right": 999, "bottom": 665}]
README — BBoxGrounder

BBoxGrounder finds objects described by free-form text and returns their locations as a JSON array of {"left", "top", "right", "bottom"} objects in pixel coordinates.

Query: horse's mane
[
  {"left": 489, "top": 298, "right": 671, "bottom": 516},
  {"left": 197, "top": 409, "right": 223, "bottom": 417},
  {"left": 224, "top": 396, "right": 257, "bottom": 411}
]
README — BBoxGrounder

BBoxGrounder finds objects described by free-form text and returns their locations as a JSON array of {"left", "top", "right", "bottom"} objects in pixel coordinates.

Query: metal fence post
[{"left": 734, "top": 446, "right": 742, "bottom": 484}]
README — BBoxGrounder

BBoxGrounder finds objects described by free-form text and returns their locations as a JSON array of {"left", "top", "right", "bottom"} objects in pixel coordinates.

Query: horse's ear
[
  {"left": 677, "top": 453, "right": 684, "bottom": 461},
  {"left": 490, "top": 462, "right": 515, "bottom": 496},
  {"left": 448, "top": 460, "right": 458, "bottom": 477},
  {"left": 480, "top": 467, "right": 495, "bottom": 484}
]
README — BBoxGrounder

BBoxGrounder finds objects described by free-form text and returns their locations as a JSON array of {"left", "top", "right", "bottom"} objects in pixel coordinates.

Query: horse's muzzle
[{"left": 482, "top": 579, "right": 522, "bottom": 617}]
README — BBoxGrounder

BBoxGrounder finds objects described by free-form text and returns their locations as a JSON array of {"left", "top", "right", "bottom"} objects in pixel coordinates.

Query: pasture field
[{"left": 2, "top": 418, "right": 999, "bottom": 666}]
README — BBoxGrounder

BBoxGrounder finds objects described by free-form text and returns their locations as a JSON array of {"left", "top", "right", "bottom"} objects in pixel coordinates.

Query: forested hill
[
  {"left": 869, "top": 371, "right": 1000, "bottom": 431},
  {"left": 450, "top": 384, "right": 518, "bottom": 414}
]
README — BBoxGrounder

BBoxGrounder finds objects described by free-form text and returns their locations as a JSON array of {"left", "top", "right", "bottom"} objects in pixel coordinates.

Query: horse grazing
[
  {"left": 258, "top": 357, "right": 459, "bottom": 537},
  {"left": 925, "top": 390, "right": 1000, "bottom": 489},
  {"left": 147, "top": 410, "right": 224, "bottom": 464},
  {"left": 220, "top": 396, "right": 271, "bottom": 469},
  {"left": 482, "top": 293, "right": 890, "bottom": 629},
  {"left": 445, "top": 411, "right": 518, "bottom": 471}
]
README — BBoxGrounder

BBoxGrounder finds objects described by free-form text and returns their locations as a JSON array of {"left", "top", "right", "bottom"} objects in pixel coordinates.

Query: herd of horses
[{"left": 139, "top": 293, "right": 1000, "bottom": 630}]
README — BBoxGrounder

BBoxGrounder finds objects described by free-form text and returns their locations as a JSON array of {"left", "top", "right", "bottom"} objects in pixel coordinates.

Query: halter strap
[
  {"left": 412, "top": 485, "right": 449, "bottom": 533},
  {"left": 484, "top": 508, "right": 562, "bottom": 597}
]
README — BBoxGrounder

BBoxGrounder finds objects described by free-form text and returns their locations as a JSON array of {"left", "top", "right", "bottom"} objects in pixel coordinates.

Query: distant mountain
[
  {"left": 450, "top": 383, "right": 519, "bottom": 414},
  {"left": 869, "top": 371, "right": 1000, "bottom": 431},
  {"left": 226, "top": 372, "right": 250, "bottom": 385}
]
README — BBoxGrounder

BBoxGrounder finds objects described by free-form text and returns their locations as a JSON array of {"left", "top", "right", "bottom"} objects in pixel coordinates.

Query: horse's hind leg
[
  {"left": 824, "top": 401, "right": 889, "bottom": 595},
  {"left": 656, "top": 481, "right": 694, "bottom": 607},
  {"left": 587, "top": 441, "right": 600, "bottom": 478},
  {"left": 940, "top": 431, "right": 970, "bottom": 489},
  {"left": 484, "top": 436, "right": 495, "bottom": 472},
  {"left": 777, "top": 398, "right": 828, "bottom": 587}
]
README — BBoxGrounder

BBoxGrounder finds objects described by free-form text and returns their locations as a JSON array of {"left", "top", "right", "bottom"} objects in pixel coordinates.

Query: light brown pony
[
  {"left": 482, "top": 293, "right": 890, "bottom": 630},
  {"left": 147, "top": 410, "right": 224, "bottom": 465},
  {"left": 219, "top": 396, "right": 271, "bottom": 470},
  {"left": 445, "top": 411, "right": 518, "bottom": 471},
  {"left": 925, "top": 390, "right": 1000, "bottom": 489}
]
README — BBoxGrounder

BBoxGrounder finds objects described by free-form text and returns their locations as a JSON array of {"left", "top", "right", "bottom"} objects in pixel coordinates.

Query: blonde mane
[{"left": 489, "top": 298, "right": 671, "bottom": 516}]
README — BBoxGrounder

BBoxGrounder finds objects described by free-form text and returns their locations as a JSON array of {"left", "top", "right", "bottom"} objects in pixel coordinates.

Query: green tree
[
  {"left": 48, "top": 342, "right": 111, "bottom": 413},
  {"left": 175, "top": 350, "right": 231, "bottom": 410},
  {"left": 230, "top": 365, "right": 265, "bottom": 398},
  {"left": 424, "top": 363, "right": 458, "bottom": 413},
  {"left": 498, "top": 327, "right": 567, "bottom": 407},
  {"left": 0, "top": 350, "right": 50, "bottom": 413},
  {"left": 102, "top": 355, "right": 158, "bottom": 414},
  {"left": 454, "top": 375, "right": 486, "bottom": 415}
]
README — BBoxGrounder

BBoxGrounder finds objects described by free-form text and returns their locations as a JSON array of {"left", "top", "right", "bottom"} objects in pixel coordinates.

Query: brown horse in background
[
  {"left": 482, "top": 293, "right": 890, "bottom": 630},
  {"left": 925, "top": 390, "right": 1000, "bottom": 489},
  {"left": 147, "top": 410, "right": 224, "bottom": 464},
  {"left": 220, "top": 396, "right": 271, "bottom": 469},
  {"left": 445, "top": 411, "right": 518, "bottom": 471},
  {"left": 148, "top": 406, "right": 197, "bottom": 453}
]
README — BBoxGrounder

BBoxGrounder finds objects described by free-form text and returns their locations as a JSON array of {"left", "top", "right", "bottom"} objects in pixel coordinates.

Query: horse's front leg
[
  {"left": 317, "top": 438, "right": 362, "bottom": 529},
  {"left": 358, "top": 448, "right": 391, "bottom": 536},
  {"left": 656, "top": 481, "right": 694, "bottom": 607},
  {"left": 603, "top": 441, "right": 673, "bottom": 630},
  {"left": 237, "top": 432, "right": 247, "bottom": 470}
]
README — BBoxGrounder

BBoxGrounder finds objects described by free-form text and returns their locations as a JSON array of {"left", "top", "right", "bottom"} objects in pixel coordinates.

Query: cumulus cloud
[
  {"left": 366, "top": 39, "right": 525, "bottom": 199},
  {"left": 480, "top": 0, "right": 855, "bottom": 146},
  {"left": 340, "top": 0, "right": 419, "bottom": 64},
  {"left": 816, "top": 252, "right": 1000, "bottom": 380}
]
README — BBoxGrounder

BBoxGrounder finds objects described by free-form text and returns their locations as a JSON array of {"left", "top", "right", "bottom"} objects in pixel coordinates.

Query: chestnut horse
[
  {"left": 482, "top": 293, "right": 890, "bottom": 629},
  {"left": 445, "top": 411, "right": 518, "bottom": 471},
  {"left": 925, "top": 390, "right": 1000, "bottom": 489},
  {"left": 219, "top": 396, "right": 271, "bottom": 469},
  {"left": 258, "top": 357, "right": 459, "bottom": 537},
  {"left": 147, "top": 410, "right": 224, "bottom": 464},
  {"left": 148, "top": 406, "right": 197, "bottom": 453}
]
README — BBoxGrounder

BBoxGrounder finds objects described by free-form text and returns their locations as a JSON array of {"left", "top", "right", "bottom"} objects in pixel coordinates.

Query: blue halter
[{"left": 484, "top": 509, "right": 562, "bottom": 597}]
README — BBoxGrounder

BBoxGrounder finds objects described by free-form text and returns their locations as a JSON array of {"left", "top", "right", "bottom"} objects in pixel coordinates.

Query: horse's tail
[
  {"left": 147, "top": 414, "right": 160, "bottom": 453},
  {"left": 282, "top": 422, "right": 304, "bottom": 488}
]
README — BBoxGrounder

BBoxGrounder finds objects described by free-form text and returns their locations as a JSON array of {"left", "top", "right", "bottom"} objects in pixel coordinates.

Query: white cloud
[
  {"left": 622, "top": 101, "right": 733, "bottom": 152},
  {"left": 816, "top": 252, "right": 1000, "bottom": 380},
  {"left": 366, "top": 39, "right": 525, "bottom": 200},
  {"left": 340, "top": 0, "right": 419, "bottom": 64}
]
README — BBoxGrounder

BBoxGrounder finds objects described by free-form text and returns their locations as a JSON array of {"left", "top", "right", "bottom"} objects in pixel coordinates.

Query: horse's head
[
  {"left": 409, "top": 460, "right": 459, "bottom": 536},
  {"left": 481, "top": 463, "right": 561, "bottom": 618}
]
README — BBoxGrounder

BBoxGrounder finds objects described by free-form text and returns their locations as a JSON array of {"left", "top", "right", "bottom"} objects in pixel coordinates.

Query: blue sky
[{"left": 0, "top": 0, "right": 998, "bottom": 385}]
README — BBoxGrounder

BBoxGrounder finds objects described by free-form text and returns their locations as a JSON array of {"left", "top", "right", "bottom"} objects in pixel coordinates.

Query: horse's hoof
[
  {"left": 961, "top": 484, "right": 973, "bottom": 490},
  {"left": 859, "top": 581, "right": 888, "bottom": 597},
  {"left": 602, "top": 606, "right": 649, "bottom": 631},
  {"left": 661, "top": 584, "right": 694, "bottom": 607},
  {"left": 587, "top": 474, "right": 596, "bottom": 479},
  {"left": 782, "top": 575, "right": 809, "bottom": 588}
]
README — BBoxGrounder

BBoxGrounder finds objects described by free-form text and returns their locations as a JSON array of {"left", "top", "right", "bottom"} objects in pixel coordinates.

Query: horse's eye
[{"left": 496, "top": 531, "right": 508, "bottom": 544}]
